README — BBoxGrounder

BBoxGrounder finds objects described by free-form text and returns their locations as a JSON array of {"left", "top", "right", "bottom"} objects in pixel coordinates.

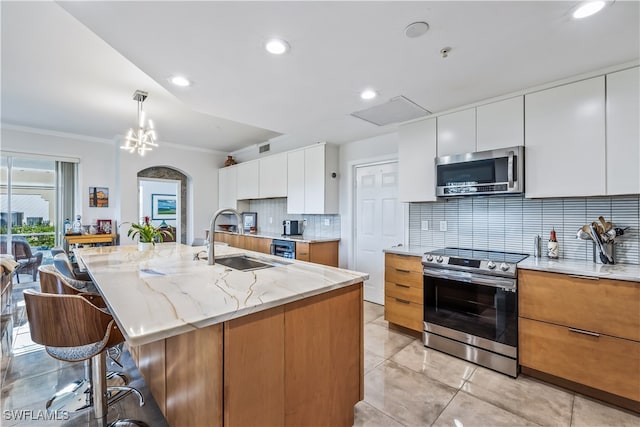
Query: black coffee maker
[{"left": 283, "top": 220, "right": 303, "bottom": 236}]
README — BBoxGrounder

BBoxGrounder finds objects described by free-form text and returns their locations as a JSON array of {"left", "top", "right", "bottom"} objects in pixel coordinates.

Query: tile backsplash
[
  {"left": 409, "top": 195, "right": 640, "bottom": 265},
  {"left": 247, "top": 198, "right": 341, "bottom": 238}
]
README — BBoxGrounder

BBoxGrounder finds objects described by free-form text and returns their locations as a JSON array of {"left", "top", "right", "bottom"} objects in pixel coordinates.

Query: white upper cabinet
[
  {"left": 399, "top": 118, "right": 437, "bottom": 202},
  {"left": 437, "top": 108, "right": 476, "bottom": 157},
  {"left": 476, "top": 96, "right": 524, "bottom": 151},
  {"left": 525, "top": 76, "right": 606, "bottom": 198},
  {"left": 236, "top": 160, "right": 260, "bottom": 200},
  {"left": 287, "top": 149, "right": 305, "bottom": 214},
  {"left": 606, "top": 67, "right": 639, "bottom": 195},
  {"left": 218, "top": 165, "right": 238, "bottom": 209},
  {"left": 259, "top": 152, "right": 287, "bottom": 198},
  {"left": 287, "top": 143, "right": 338, "bottom": 214}
]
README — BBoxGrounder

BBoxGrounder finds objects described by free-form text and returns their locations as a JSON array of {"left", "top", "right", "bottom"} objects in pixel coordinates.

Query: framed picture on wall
[
  {"left": 152, "top": 194, "right": 177, "bottom": 220},
  {"left": 89, "top": 187, "right": 109, "bottom": 207}
]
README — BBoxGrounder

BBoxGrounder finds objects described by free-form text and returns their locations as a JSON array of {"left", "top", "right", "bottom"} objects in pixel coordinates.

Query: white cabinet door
[
  {"left": 218, "top": 166, "right": 237, "bottom": 209},
  {"left": 236, "top": 160, "right": 259, "bottom": 200},
  {"left": 259, "top": 152, "right": 287, "bottom": 198},
  {"left": 477, "top": 96, "right": 524, "bottom": 151},
  {"left": 606, "top": 67, "right": 640, "bottom": 195},
  {"left": 287, "top": 149, "right": 305, "bottom": 214},
  {"left": 286, "top": 144, "right": 338, "bottom": 214},
  {"left": 304, "top": 145, "right": 325, "bottom": 214},
  {"left": 525, "top": 76, "right": 605, "bottom": 198},
  {"left": 437, "top": 108, "right": 476, "bottom": 157},
  {"left": 398, "top": 118, "right": 437, "bottom": 202}
]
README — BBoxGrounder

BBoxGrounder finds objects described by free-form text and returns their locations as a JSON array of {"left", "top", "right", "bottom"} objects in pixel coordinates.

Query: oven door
[{"left": 423, "top": 267, "right": 517, "bottom": 350}]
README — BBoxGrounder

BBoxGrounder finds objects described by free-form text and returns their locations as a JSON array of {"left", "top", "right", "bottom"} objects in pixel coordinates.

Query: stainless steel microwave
[{"left": 435, "top": 146, "right": 524, "bottom": 197}]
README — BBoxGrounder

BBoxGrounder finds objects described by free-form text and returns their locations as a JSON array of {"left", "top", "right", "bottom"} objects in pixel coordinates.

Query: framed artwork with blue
[{"left": 152, "top": 194, "right": 177, "bottom": 220}]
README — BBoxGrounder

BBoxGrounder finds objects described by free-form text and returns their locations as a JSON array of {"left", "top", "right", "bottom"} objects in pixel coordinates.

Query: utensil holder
[{"left": 593, "top": 242, "right": 614, "bottom": 264}]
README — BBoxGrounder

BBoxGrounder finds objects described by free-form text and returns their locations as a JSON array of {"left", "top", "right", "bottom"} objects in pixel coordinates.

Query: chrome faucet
[{"left": 208, "top": 208, "right": 244, "bottom": 265}]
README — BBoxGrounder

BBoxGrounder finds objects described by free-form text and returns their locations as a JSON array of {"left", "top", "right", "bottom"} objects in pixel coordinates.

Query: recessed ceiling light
[
  {"left": 170, "top": 76, "right": 191, "bottom": 87},
  {"left": 360, "top": 89, "right": 377, "bottom": 100},
  {"left": 404, "top": 21, "right": 429, "bottom": 38},
  {"left": 265, "top": 38, "right": 290, "bottom": 55},
  {"left": 573, "top": 1, "right": 607, "bottom": 19}
]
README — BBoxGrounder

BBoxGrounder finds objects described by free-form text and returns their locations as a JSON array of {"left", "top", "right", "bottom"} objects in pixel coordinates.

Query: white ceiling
[{"left": 2, "top": 1, "right": 639, "bottom": 153}]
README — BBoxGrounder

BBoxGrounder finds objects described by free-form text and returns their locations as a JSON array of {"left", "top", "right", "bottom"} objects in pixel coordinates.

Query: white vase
[{"left": 138, "top": 242, "right": 154, "bottom": 252}]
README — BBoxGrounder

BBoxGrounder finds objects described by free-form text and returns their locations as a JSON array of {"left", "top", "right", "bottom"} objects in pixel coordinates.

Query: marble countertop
[
  {"left": 518, "top": 257, "right": 640, "bottom": 283},
  {"left": 76, "top": 244, "right": 367, "bottom": 346},
  {"left": 214, "top": 230, "right": 340, "bottom": 243},
  {"left": 382, "top": 245, "right": 639, "bottom": 282}
]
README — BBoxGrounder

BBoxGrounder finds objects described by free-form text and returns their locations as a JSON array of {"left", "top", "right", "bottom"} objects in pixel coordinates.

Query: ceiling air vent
[
  {"left": 259, "top": 143, "right": 270, "bottom": 154},
  {"left": 351, "top": 95, "right": 431, "bottom": 126}
]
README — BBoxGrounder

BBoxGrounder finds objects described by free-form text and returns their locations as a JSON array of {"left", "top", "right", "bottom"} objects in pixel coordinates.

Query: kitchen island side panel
[{"left": 132, "top": 283, "right": 363, "bottom": 427}]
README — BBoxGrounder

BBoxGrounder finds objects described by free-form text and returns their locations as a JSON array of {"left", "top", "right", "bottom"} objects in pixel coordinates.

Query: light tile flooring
[{"left": 2, "top": 276, "right": 639, "bottom": 426}]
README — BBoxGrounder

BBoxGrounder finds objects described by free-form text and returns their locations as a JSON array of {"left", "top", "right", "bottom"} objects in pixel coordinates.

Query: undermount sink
[{"left": 214, "top": 255, "right": 274, "bottom": 271}]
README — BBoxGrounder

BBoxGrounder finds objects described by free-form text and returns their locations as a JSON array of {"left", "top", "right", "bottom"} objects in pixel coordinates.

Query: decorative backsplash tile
[
  {"left": 409, "top": 195, "right": 640, "bottom": 265},
  {"left": 247, "top": 198, "right": 341, "bottom": 238}
]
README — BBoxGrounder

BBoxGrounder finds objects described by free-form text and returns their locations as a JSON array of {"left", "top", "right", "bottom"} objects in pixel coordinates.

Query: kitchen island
[{"left": 76, "top": 243, "right": 368, "bottom": 427}]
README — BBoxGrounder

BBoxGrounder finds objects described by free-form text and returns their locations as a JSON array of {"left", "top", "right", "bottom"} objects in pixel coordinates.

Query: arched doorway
[{"left": 137, "top": 167, "right": 188, "bottom": 244}]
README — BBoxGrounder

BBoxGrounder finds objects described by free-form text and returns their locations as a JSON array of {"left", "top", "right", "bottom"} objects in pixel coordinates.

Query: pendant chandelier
[{"left": 120, "top": 90, "right": 157, "bottom": 156}]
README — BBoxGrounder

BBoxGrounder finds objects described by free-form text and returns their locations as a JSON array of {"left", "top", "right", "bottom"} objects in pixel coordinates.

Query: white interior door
[{"left": 355, "top": 161, "right": 404, "bottom": 305}]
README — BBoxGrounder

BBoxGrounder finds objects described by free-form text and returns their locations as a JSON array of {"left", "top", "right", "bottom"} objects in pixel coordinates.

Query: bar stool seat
[{"left": 24, "top": 288, "right": 148, "bottom": 426}]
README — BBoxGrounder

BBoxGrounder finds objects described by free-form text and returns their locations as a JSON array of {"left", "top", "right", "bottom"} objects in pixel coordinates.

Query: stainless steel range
[{"left": 422, "top": 248, "right": 529, "bottom": 377}]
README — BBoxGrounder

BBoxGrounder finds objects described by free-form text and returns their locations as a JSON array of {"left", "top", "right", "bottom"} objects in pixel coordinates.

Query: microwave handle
[{"left": 507, "top": 150, "right": 514, "bottom": 189}]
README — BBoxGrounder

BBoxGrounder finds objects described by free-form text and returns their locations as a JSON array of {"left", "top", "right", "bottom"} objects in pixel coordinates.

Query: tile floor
[{"left": 2, "top": 275, "right": 639, "bottom": 426}]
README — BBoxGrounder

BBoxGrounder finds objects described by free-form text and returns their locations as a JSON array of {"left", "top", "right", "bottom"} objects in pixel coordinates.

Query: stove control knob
[
  {"left": 436, "top": 256, "right": 444, "bottom": 263},
  {"left": 426, "top": 254, "right": 434, "bottom": 262},
  {"left": 487, "top": 261, "right": 496, "bottom": 270},
  {"left": 500, "top": 263, "right": 510, "bottom": 272}
]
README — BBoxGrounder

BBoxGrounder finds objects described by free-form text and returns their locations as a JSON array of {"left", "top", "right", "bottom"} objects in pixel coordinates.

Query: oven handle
[{"left": 423, "top": 267, "right": 516, "bottom": 290}]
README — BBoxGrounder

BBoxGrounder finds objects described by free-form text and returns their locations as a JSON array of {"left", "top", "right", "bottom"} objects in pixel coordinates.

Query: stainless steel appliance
[
  {"left": 283, "top": 220, "right": 303, "bottom": 236},
  {"left": 435, "top": 146, "right": 524, "bottom": 197},
  {"left": 422, "top": 248, "right": 529, "bottom": 377},
  {"left": 271, "top": 239, "right": 296, "bottom": 259}
]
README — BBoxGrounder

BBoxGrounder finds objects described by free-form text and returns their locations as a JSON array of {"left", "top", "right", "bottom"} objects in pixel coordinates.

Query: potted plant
[{"left": 127, "top": 216, "right": 173, "bottom": 250}]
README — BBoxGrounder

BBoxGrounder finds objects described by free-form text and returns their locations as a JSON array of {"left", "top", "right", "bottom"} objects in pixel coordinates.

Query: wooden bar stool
[
  {"left": 38, "top": 265, "right": 127, "bottom": 413},
  {"left": 23, "top": 289, "right": 148, "bottom": 427}
]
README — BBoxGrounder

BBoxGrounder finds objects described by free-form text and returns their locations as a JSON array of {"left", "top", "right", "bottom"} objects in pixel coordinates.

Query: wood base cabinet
[
  {"left": 215, "top": 233, "right": 339, "bottom": 267},
  {"left": 295, "top": 241, "right": 339, "bottom": 267},
  {"left": 384, "top": 253, "right": 423, "bottom": 332},
  {"left": 518, "top": 269, "right": 640, "bottom": 410},
  {"left": 131, "top": 283, "right": 363, "bottom": 427}
]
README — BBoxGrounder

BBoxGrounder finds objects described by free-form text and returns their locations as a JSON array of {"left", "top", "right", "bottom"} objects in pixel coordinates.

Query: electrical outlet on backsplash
[
  {"left": 408, "top": 195, "right": 640, "bottom": 265},
  {"left": 248, "top": 198, "right": 341, "bottom": 238}
]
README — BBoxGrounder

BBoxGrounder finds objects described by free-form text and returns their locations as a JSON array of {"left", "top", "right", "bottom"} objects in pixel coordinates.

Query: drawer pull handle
[
  {"left": 569, "top": 328, "right": 600, "bottom": 337},
  {"left": 395, "top": 268, "right": 411, "bottom": 273},
  {"left": 395, "top": 298, "right": 411, "bottom": 304},
  {"left": 395, "top": 284, "right": 410, "bottom": 288},
  {"left": 568, "top": 274, "right": 599, "bottom": 281}
]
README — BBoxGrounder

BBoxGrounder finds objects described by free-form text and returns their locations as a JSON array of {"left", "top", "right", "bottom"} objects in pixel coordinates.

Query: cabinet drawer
[
  {"left": 385, "top": 281, "right": 423, "bottom": 304},
  {"left": 384, "top": 296, "right": 423, "bottom": 332},
  {"left": 385, "top": 269, "right": 423, "bottom": 288},
  {"left": 520, "top": 318, "right": 640, "bottom": 402},
  {"left": 519, "top": 270, "right": 640, "bottom": 341},
  {"left": 385, "top": 253, "right": 422, "bottom": 273}
]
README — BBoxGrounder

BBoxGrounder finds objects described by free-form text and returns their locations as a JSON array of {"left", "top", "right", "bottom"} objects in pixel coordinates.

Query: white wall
[
  {"left": 1, "top": 127, "right": 225, "bottom": 245},
  {"left": 338, "top": 132, "right": 398, "bottom": 268}
]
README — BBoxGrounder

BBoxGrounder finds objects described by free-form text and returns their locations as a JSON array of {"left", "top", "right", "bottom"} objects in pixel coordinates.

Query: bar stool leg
[{"left": 92, "top": 351, "right": 108, "bottom": 426}]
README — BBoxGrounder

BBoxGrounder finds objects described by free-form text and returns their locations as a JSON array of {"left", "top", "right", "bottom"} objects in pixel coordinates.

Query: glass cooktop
[{"left": 428, "top": 247, "right": 529, "bottom": 264}]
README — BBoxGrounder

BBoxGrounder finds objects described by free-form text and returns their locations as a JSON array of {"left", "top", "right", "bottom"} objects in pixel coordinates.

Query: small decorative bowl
[{"left": 217, "top": 224, "right": 236, "bottom": 232}]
